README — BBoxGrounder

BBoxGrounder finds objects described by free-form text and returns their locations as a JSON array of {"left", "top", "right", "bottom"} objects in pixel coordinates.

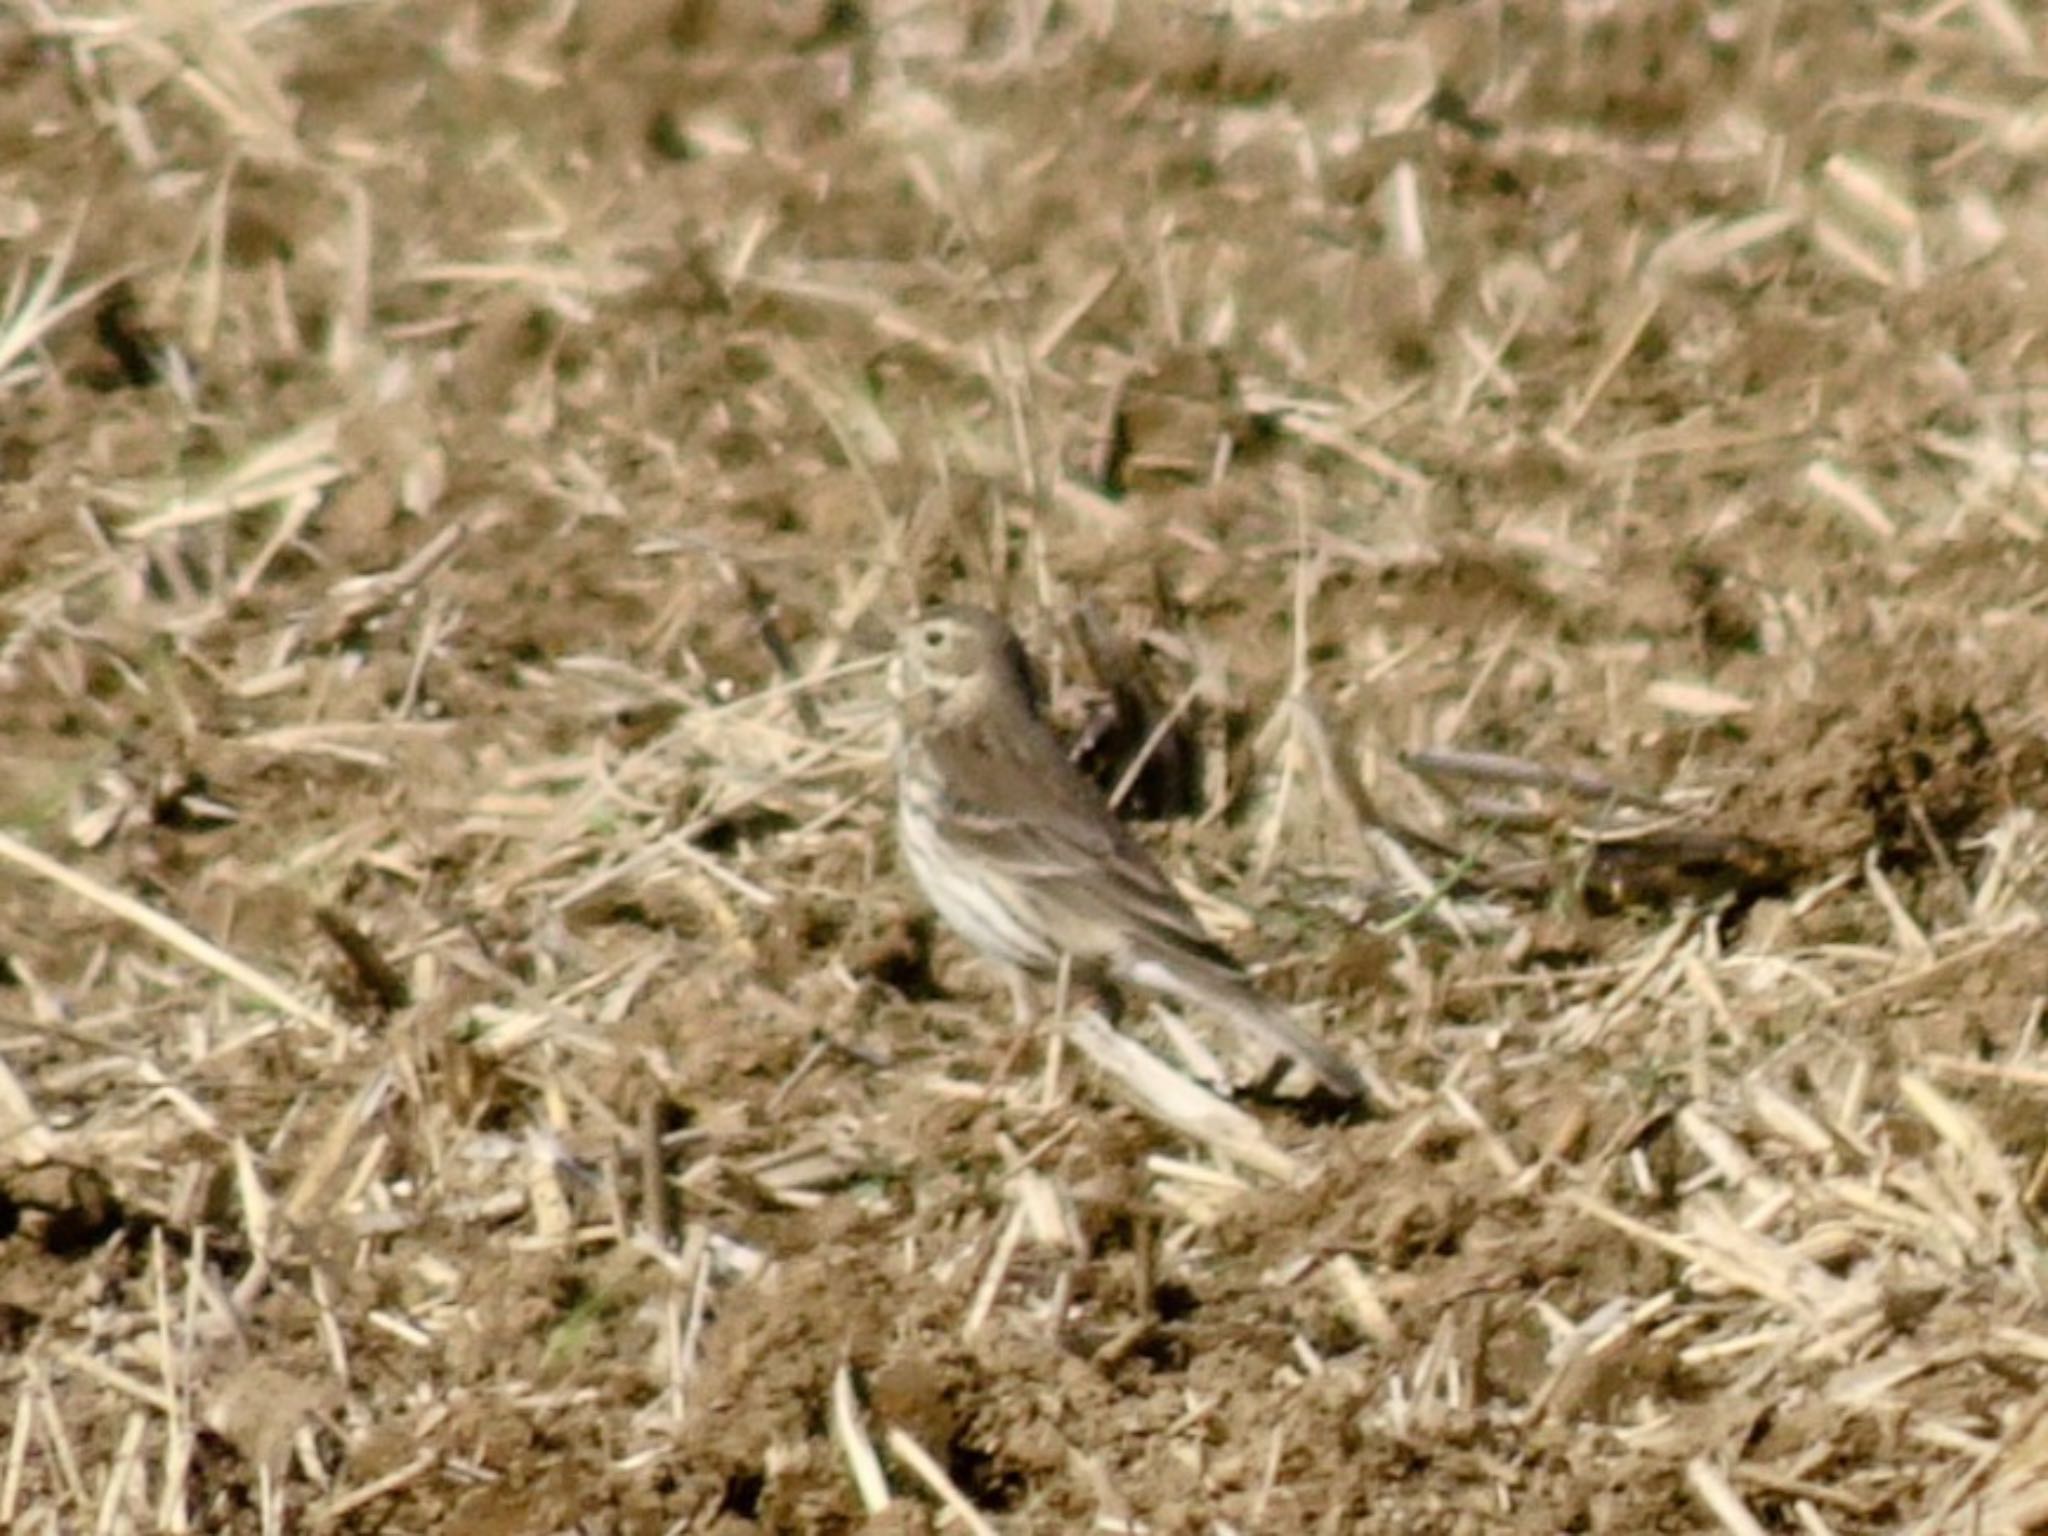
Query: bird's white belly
[{"left": 897, "top": 788, "right": 1056, "bottom": 974}]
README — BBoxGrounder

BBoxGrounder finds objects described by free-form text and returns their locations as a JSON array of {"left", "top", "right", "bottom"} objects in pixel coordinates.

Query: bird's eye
[{"left": 922, "top": 628, "right": 945, "bottom": 649}]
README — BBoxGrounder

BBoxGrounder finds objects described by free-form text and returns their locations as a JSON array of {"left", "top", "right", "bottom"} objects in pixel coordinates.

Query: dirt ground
[{"left": 5, "top": 1, "right": 2048, "bottom": 1531}]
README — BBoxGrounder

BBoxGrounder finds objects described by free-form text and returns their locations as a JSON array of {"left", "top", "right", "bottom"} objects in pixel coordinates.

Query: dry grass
[{"left": 5, "top": 0, "right": 2048, "bottom": 1531}]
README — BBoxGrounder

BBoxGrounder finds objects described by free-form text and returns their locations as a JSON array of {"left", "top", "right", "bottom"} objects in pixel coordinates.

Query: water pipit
[{"left": 890, "top": 604, "right": 1362, "bottom": 1099}]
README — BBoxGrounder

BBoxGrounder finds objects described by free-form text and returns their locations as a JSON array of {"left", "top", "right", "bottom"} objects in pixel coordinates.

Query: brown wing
[
  {"left": 918, "top": 689, "right": 1366, "bottom": 1098},
  {"left": 918, "top": 703, "right": 1228, "bottom": 966}
]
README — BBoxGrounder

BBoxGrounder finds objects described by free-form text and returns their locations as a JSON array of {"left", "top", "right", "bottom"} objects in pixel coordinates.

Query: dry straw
[{"left": 5, "top": 0, "right": 2048, "bottom": 1530}]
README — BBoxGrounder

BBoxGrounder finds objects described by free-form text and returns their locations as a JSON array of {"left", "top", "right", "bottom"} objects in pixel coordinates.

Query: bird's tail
[{"left": 1122, "top": 947, "right": 1365, "bottom": 1100}]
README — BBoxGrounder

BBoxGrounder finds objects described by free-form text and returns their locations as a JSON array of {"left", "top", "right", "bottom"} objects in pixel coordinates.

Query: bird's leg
[
  {"left": 1008, "top": 967, "right": 1042, "bottom": 1029},
  {"left": 986, "top": 966, "right": 1041, "bottom": 1090},
  {"left": 1039, "top": 954, "right": 1073, "bottom": 1106}
]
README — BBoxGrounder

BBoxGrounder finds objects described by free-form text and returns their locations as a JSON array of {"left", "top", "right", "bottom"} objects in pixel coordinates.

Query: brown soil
[{"left": 5, "top": 1, "right": 2048, "bottom": 1532}]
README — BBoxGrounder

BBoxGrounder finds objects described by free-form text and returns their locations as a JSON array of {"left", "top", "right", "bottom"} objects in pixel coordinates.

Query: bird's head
[{"left": 891, "top": 605, "right": 1040, "bottom": 723}]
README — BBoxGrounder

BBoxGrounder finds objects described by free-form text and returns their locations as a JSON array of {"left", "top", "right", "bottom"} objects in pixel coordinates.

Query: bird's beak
[{"left": 889, "top": 651, "right": 940, "bottom": 705}]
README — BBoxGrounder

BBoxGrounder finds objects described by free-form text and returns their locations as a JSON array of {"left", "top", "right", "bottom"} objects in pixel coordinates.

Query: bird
[{"left": 889, "top": 603, "right": 1364, "bottom": 1099}]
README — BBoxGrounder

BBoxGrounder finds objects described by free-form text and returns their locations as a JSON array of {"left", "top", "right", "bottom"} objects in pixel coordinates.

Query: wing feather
[{"left": 916, "top": 708, "right": 1218, "bottom": 963}]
